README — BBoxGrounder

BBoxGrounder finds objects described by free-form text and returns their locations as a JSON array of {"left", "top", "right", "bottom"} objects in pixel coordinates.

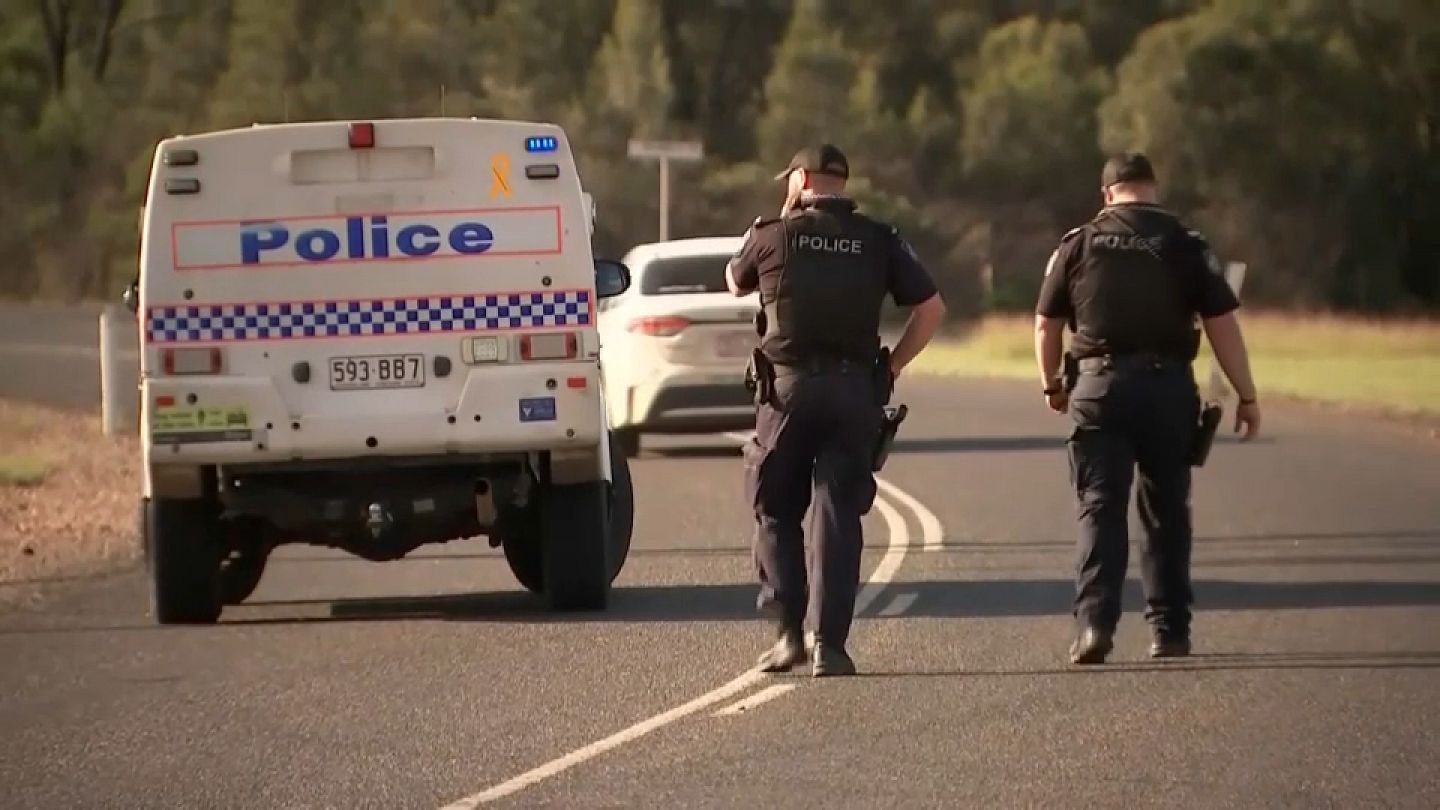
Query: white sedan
[{"left": 598, "top": 236, "right": 761, "bottom": 457}]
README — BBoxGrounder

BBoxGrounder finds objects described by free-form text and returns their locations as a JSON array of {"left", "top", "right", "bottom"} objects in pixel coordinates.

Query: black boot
[
  {"left": 1069, "top": 626, "right": 1114, "bottom": 665},
  {"left": 811, "top": 640, "right": 857, "bottom": 677},
  {"left": 1149, "top": 631, "right": 1192, "bottom": 659}
]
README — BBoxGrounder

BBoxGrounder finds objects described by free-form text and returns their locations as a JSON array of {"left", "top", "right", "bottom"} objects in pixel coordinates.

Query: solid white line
[
  {"left": 712, "top": 684, "right": 799, "bottom": 717},
  {"left": 438, "top": 431, "right": 936, "bottom": 808},
  {"left": 878, "top": 592, "right": 918, "bottom": 617},
  {"left": 875, "top": 478, "right": 945, "bottom": 551},
  {"left": 856, "top": 494, "right": 907, "bottom": 615},
  {"left": 438, "top": 670, "right": 765, "bottom": 809}
]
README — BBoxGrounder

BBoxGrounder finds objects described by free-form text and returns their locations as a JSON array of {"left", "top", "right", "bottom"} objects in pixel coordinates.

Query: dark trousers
[
  {"left": 1066, "top": 362, "right": 1199, "bottom": 638},
  {"left": 744, "top": 368, "right": 880, "bottom": 649}
]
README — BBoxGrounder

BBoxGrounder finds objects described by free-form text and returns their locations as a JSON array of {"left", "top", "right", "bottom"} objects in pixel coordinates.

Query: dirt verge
[{"left": 0, "top": 399, "right": 141, "bottom": 588}]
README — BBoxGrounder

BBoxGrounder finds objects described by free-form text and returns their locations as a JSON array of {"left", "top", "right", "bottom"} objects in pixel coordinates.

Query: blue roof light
[{"left": 525, "top": 136, "right": 559, "bottom": 153}]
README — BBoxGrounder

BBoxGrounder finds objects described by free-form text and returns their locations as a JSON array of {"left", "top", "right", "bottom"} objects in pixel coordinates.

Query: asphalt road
[{"left": 2, "top": 306, "right": 1439, "bottom": 809}]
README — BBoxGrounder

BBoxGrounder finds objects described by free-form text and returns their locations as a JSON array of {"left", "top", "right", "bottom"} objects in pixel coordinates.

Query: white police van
[{"left": 126, "top": 117, "right": 634, "bottom": 624}]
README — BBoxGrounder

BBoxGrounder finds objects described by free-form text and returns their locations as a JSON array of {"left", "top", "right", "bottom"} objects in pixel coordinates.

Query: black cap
[
  {"left": 1101, "top": 152, "right": 1156, "bottom": 188},
  {"left": 774, "top": 144, "right": 850, "bottom": 181}
]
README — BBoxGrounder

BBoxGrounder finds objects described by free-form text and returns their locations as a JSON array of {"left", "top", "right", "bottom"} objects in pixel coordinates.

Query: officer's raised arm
[
  {"left": 883, "top": 227, "right": 945, "bottom": 378},
  {"left": 725, "top": 218, "right": 770, "bottom": 297}
]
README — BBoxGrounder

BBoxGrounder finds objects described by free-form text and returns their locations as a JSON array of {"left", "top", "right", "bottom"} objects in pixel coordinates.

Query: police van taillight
[
  {"left": 518, "top": 333, "right": 578, "bottom": 361},
  {"left": 162, "top": 347, "right": 224, "bottom": 375}
]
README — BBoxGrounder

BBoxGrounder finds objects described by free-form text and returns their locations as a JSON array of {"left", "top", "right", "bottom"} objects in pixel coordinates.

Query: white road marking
[
  {"left": 713, "top": 684, "right": 799, "bottom": 717},
  {"left": 439, "top": 431, "right": 943, "bottom": 808},
  {"left": 856, "top": 494, "right": 907, "bottom": 616},
  {"left": 439, "top": 670, "right": 765, "bottom": 809},
  {"left": 875, "top": 478, "right": 944, "bottom": 551},
  {"left": 878, "top": 592, "right": 918, "bottom": 617}
]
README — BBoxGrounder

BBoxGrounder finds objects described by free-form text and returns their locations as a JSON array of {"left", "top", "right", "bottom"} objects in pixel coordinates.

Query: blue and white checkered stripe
[{"left": 146, "top": 291, "right": 591, "bottom": 344}]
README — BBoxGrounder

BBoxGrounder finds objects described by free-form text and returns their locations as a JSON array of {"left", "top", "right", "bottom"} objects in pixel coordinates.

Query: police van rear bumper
[{"left": 141, "top": 363, "right": 603, "bottom": 465}]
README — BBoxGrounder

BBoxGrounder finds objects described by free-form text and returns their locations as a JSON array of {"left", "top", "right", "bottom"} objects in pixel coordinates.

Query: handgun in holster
[
  {"left": 745, "top": 348, "right": 776, "bottom": 407},
  {"left": 1061, "top": 350, "right": 1079, "bottom": 393},
  {"left": 1188, "top": 400, "right": 1223, "bottom": 467},
  {"left": 873, "top": 346, "right": 896, "bottom": 406},
  {"left": 872, "top": 403, "right": 908, "bottom": 472}
]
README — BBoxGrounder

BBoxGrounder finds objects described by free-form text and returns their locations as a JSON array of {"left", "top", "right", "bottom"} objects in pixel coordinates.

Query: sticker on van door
[
  {"left": 171, "top": 206, "right": 563, "bottom": 270},
  {"left": 518, "top": 397, "right": 557, "bottom": 422}
]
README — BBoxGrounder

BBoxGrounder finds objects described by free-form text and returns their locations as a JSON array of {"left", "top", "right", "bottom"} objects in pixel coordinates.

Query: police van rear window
[{"left": 639, "top": 256, "right": 728, "bottom": 295}]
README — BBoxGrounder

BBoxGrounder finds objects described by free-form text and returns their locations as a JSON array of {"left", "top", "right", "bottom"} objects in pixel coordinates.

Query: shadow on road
[
  {"left": 638, "top": 445, "right": 744, "bottom": 460},
  {"left": 890, "top": 436, "right": 1062, "bottom": 453},
  {"left": 859, "top": 650, "right": 1440, "bottom": 678},
  {"left": 887, "top": 433, "right": 1270, "bottom": 455},
  {"left": 207, "top": 576, "right": 1440, "bottom": 628},
  {"left": 3, "top": 575, "right": 1438, "bottom": 636}
]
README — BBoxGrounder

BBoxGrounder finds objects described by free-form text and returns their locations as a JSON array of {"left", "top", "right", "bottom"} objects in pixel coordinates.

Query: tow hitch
[{"left": 365, "top": 502, "right": 394, "bottom": 540}]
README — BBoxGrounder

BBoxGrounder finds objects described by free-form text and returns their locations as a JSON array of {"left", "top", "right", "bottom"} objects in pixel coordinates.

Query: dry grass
[
  {"left": 0, "top": 456, "right": 50, "bottom": 487},
  {"left": 913, "top": 312, "right": 1440, "bottom": 420},
  {"left": 0, "top": 399, "right": 142, "bottom": 586}
]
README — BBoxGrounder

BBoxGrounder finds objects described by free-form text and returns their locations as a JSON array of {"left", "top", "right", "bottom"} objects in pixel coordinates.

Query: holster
[
  {"left": 745, "top": 348, "right": 776, "bottom": 407},
  {"left": 1061, "top": 351, "right": 1079, "bottom": 393},
  {"left": 1188, "top": 401, "right": 1223, "bottom": 467},
  {"left": 872, "top": 404, "right": 908, "bottom": 472},
  {"left": 873, "top": 346, "right": 895, "bottom": 406}
]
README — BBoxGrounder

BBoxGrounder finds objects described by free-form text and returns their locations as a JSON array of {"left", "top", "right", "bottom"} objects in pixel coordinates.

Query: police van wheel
[
  {"left": 538, "top": 480, "right": 611, "bottom": 611},
  {"left": 614, "top": 427, "right": 641, "bottom": 458},
  {"left": 147, "top": 497, "right": 224, "bottom": 625},
  {"left": 607, "top": 435, "right": 634, "bottom": 580},
  {"left": 219, "top": 519, "right": 270, "bottom": 605},
  {"left": 219, "top": 550, "right": 267, "bottom": 606}
]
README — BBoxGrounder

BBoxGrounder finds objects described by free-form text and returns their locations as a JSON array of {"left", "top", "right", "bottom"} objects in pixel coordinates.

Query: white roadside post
[
  {"left": 1205, "top": 261, "right": 1249, "bottom": 401},
  {"left": 100, "top": 304, "right": 137, "bottom": 436},
  {"left": 626, "top": 139, "right": 704, "bottom": 242}
]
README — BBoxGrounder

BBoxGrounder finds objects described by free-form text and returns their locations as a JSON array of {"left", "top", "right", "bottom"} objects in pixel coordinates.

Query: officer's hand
[
  {"left": 1235, "top": 401, "right": 1261, "bottom": 440},
  {"left": 1045, "top": 391, "right": 1069, "bottom": 414}
]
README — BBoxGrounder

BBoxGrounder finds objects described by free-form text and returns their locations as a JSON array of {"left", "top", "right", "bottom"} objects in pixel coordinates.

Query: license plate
[
  {"left": 328, "top": 354, "right": 425, "bottom": 391},
  {"left": 715, "top": 333, "right": 753, "bottom": 358}
]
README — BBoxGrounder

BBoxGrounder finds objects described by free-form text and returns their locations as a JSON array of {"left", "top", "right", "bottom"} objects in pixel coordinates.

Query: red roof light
[{"left": 349, "top": 122, "right": 375, "bottom": 149}]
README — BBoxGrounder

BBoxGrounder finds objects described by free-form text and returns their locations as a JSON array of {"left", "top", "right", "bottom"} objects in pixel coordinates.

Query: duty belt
[
  {"left": 1077, "top": 353, "right": 1186, "bottom": 373},
  {"left": 773, "top": 356, "right": 867, "bottom": 376}
]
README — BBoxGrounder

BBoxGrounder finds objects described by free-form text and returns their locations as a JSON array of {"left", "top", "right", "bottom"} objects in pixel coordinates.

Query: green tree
[
  {"left": 755, "top": 0, "right": 859, "bottom": 170},
  {"left": 959, "top": 16, "right": 1110, "bottom": 309}
]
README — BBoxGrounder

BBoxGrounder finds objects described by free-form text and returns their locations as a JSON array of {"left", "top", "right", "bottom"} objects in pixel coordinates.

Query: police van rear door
[{"left": 139, "top": 118, "right": 602, "bottom": 462}]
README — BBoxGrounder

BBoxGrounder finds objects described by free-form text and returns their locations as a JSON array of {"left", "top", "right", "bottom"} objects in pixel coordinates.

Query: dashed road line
[{"left": 713, "top": 684, "right": 799, "bottom": 717}]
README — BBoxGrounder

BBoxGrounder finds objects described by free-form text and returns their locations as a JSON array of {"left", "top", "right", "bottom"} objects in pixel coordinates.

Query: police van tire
[
  {"left": 219, "top": 550, "right": 267, "bottom": 606},
  {"left": 501, "top": 517, "right": 543, "bottom": 595},
  {"left": 147, "top": 497, "right": 224, "bottom": 625},
  {"left": 607, "top": 432, "right": 634, "bottom": 580},
  {"left": 614, "top": 427, "right": 641, "bottom": 458},
  {"left": 219, "top": 518, "right": 270, "bottom": 605},
  {"left": 538, "top": 480, "right": 611, "bottom": 611}
]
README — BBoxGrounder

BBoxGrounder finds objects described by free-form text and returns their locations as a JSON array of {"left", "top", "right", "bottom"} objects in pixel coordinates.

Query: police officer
[
  {"left": 1034, "top": 153, "right": 1261, "bottom": 665},
  {"left": 726, "top": 144, "right": 945, "bottom": 677}
]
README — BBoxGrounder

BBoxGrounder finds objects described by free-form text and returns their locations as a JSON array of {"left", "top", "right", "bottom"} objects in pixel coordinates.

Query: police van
[{"left": 126, "top": 117, "right": 634, "bottom": 624}]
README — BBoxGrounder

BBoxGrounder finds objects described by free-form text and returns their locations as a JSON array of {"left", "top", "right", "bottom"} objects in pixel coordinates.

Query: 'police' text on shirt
[
  {"left": 794, "top": 234, "right": 863, "bottom": 255},
  {"left": 1090, "top": 234, "right": 1164, "bottom": 253}
]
